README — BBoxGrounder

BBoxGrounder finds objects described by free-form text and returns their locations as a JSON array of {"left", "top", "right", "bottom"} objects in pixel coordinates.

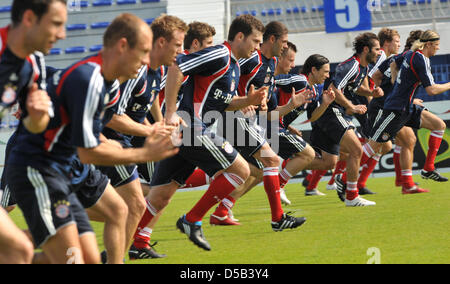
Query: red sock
[
  {"left": 186, "top": 173, "right": 244, "bottom": 223},
  {"left": 329, "top": 160, "right": 346, "bottom": 185},
  {"left": 346, "top": 181, "right": 359, "bottom": 200},
  {"left": 281, "top": 159, "right": 290, "bottom": 169},
  {"left": 182, "top": 169, "right": 209, "bottom": 188},
  {"left": 279, "top": 168, "right": 293, "bottom": 188},
  {"left": 306, "top": 171, "right": 312, "bottom": 182},
  {"left": 212, "top": 196, "right": 236, "bottom": 218},
  {"left": 263, "top": 167, "right": 284, "bottom": 222},
  {"left": 423, "top": 130, "right": 444, "bottom": 172},
  {"left": 307, "top": 170, "right": 327, "bottom": 191},
  {"left": 393, "top": 146, "right": 402, "bottom": 186},
  {"left": 357, "top": 154, "right": 380, "bottom": 189},
  {"left": 402, "top": 170, "right": 415, "bottom": 189},
  {"left": 360, "top": 143, "right": 375, "bottom": 167},
  {"left": 133, "top": 199, "right": 157, "bottom": 247}
]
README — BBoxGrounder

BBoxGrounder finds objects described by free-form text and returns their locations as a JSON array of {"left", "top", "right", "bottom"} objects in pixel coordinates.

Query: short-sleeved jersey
[
  {"left": 160, "top": 52, "right": 187, "bottom": 114},
  {"left": 273, "top": 74, "right": 320, "bottom": 128},
  {"left": 8, "top": 53, "right": 118, "bottom": 174},
  {"left": 0, "top": 26, "right": 45, "bottom": 118},
  {"left": 177, "top": 42, "right": 240, "bottom": 128},
  {"left": 384, "top": 50, "right": 435, "bottom": 111},
  {"left": 102, "top": 65, "right": 149, "bottom": 144},
  {"left": 368, "top": 49, "right": 387, "bottom": 79},
  {"left": 368, "top": 52, "right": 406, "bottom": 111},
  {"left": 238, "top": 50, "right": 277, "bottom": 100},
  {"left": 328, "top": 55, "right": 369, "bottom": 108},
  {"left": 146, "top": 65, "right": 166, "bottom": 124}
]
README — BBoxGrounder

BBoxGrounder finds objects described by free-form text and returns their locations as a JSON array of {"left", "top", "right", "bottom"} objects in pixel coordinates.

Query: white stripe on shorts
[
  {"left": 27, "top": 167, "right": 56, "bottom": 236},
  {"left": 372, "top": 112, "right": 396, "bottom": 141},
  {"left": 199, "top": 135, "right": 232, "bottom": 170}
]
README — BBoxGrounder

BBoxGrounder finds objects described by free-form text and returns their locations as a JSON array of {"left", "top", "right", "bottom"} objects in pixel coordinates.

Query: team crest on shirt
[
  {"left": 1, "top": 84, "right": 17, "bottom": 105},
  {"left": 230, "top": 79, "right": 236, "bottom": 92},
  {"left": 222, "top": 141, "right": 233, "bottom": 154},
  {"left": 54, "top": 200, "right": 71, "bottom": 219},
  {"left": 264, "top": 67, "right": 272, "bottom": 84},
  {"left": 382, "top": 132, "right": 390, "bottom": 141}
]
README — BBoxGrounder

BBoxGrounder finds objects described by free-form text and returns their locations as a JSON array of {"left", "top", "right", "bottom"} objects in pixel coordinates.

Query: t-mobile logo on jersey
[{"left": 213, "top": 89, "right": 233, "bottom": 104}]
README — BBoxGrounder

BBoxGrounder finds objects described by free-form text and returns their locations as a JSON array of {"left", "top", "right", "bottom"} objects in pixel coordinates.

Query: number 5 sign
[{"left": 324, "top": 0, "right": 372, "bottom": 33}]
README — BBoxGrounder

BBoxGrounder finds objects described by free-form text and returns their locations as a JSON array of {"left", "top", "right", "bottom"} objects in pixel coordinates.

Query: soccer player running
[
  {"left": 369, "top": 30, "right": 429, "bottom": 193},
  {"left": 210, "top": 22, "right": 311, "bottom": 226},
  {"left": 97, "top": 15, "right": 188, "bottom": 261},
  {"left": 0, "top": 0, "right": 67, "bottom": 264},
  {"left": 131, "top": 20, "right": 216, "bottom": 259},
  {"left": 275, "top": 53, "right": 337, "bottom": 198},
  {"left": 362, "top": 30, "right": 449, "bottom": 193},
  {"left": 6, "top": 13, "right": 178, "bottom": 264},
  {"left": 326, "top": 32, "right": 382, "bottom": 206},
  {"left": 355, "top": 28, "right": 401, "bottom": 194}
]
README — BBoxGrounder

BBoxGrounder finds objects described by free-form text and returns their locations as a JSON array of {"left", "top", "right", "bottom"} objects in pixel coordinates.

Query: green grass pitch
[{"left": 8, "top": 173, "right": 450, "bottom": 264}]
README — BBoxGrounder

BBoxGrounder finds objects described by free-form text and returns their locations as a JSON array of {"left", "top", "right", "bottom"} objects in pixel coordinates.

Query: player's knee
[
  {"left": 261, "top": 155, "right": 280, "bottom": 168},
  {"left": 5, "top": 238, "right": 34, "bottom": 264},
  {"left": 20, "top": 240, "right": 34, "bottom": 264},
  {"left": 132, "top": 196, "right": 146, "bottom": 218},
  {"left": 436, "top": 120, "right": 446, "bottom": 131},
  {"left": 302, "top": 146, "right": 315, "bottom": 163},
  {"left": 111, "top": 199, "right": 128, "bottom": 224},
  {"left": 350, "top": 144, "right": 363, "bottom": 158},
  {"left": 83, "top": 248, "right": 101, "bottom": 264},
  {"left": 229, "top": 157, "right": 250, "bottom": 180},
  {"left": 404, "top": 135, "right": 417, "bottom": 148},
  {"left": 324, "top": 159, "right": 337, "bottom": 171}
]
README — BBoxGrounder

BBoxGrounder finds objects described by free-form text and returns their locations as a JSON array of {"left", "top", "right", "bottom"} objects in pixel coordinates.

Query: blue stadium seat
[
  {"left": 0, "top": 6, "right": 11, "bottom": 13},
  {"left": 287, "top": 6, "right": 307, "bottom": 14},
  {"left": 65, "top": 46, "right": 87, "bottom": 54},
  {"left": 66, "top": 24, "right": 88, "bottom": 31},
  {"left": 311, "top": 5, "right": 324, "bottom": 12},
  {"left": 91, "top": 22, "right": 110, "bottom": 29},
  {"left": 141, "top": 0, "right": 160, "bottom": 2},
  {"left": 89, "top": 45, "right": 103, "bottom": 52},
  {"left": 92, "top": 0, "right": 113, "bottom": 6},
  {"left": 68, "top": 0, "right": 89, "bottom": 8},
  {"left": 440, "top": 0, "right": 448, "bottom": 2},
  {"left": 413, "top": 0, "right": 431, "bottom": 4},
  {"left": 262, "top": 8, "right": 282, "bottom": 16},
  {"left": 390, "top": 0, "right": 408, "bottom": 6},
  {"left": 49, "top": 48, "right": 62, "bottom": 55},
  {"left": 117, "top": 0, "right": 137, "bottom": 5},
  {"left": 145, "top": 18, "right": 155, "bottom": 25},
  {"left": 242, "top": 10, "right": 257, "bottom": 16}
]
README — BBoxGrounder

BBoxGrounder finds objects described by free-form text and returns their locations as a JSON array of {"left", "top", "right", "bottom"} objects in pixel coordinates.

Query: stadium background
[{"left": 0, "top": 0, "right": 449, "bottom": 180}]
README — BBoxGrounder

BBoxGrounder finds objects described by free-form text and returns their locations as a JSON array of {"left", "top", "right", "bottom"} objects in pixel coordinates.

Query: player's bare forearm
[
  {"left": 226, "top": 96, "right": 254, "bottom": 111},
  {"left": 164, "top": 64, "right": 184, "bottom": 117},
  {"left": 106, "top": 114, "right": 153, "bottom": 137},
  {"left": 78, "top": 142, "right": 159, "bottom": 166},
  {"left": 309, "top": 103, "right": 330, "bottom": 123},
  {"left": 150, "top": 96, "right": 163, "bottom": 123},
  {"left": 267, "top": 102, "right": 294, "bottom": 121},
  {"left": 22, "top": 114, "right": 50, "bottom": 134},
  {"left": 390, "top": 61, "right": 399, "bottom": 85},
  {"left": 356, "top": 78, "right": 374, "bottom": 97},
  {"left": 426, "top": 83, "right": 450, "bottom": 96},
  {"left": 330, "top": 83, "right": 352, "bottom": 110}
]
